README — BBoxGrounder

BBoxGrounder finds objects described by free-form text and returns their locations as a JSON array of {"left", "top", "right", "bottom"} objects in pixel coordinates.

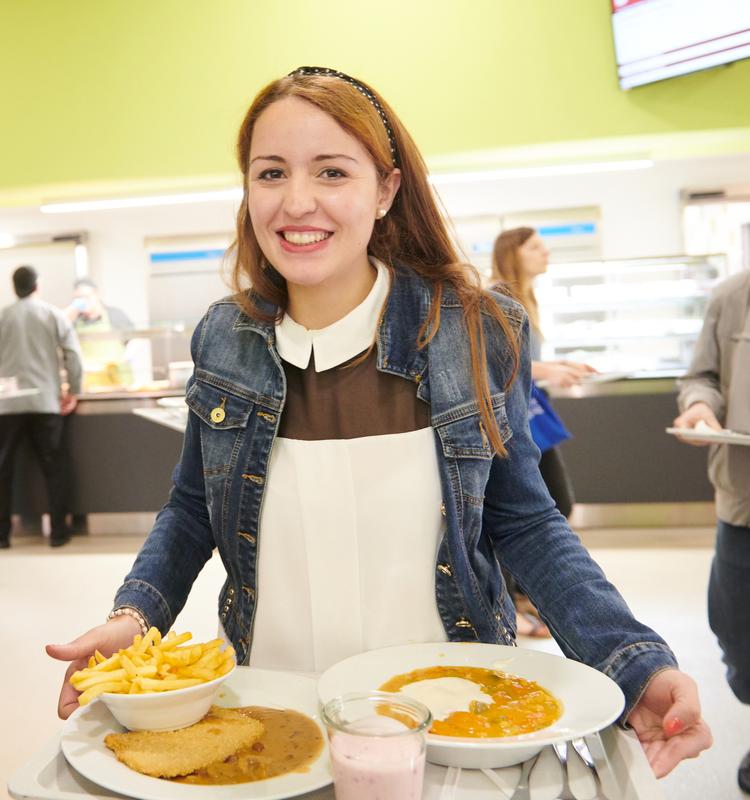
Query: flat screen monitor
[{"left": 611, "top": 0, "right": 750, "bottom": 89}]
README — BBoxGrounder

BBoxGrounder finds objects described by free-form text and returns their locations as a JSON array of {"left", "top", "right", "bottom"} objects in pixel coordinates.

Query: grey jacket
[
  {"left": 678, "top": 271, "right": 750, "bottom": 525},
  {"left": 0, "top": 295, "right": 82, "bottom": 414}
]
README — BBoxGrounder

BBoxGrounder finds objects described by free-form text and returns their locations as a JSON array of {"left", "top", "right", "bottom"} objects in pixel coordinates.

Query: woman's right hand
[{"left": 45, "top": 615, "right": 143, "bottom": 719}]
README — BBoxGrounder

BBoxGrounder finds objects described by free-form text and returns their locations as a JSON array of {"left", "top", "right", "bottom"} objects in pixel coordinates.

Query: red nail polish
[{"left": 666, "top": 718, "right": 684, "bottom": 735}]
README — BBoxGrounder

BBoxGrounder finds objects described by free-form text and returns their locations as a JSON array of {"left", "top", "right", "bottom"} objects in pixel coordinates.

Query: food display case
[
  {"left": 535, "top": 254, "right": 726, "bottom": 375},
  {"left": 76, "top": 325, "right": 193, "bottom": 396}
]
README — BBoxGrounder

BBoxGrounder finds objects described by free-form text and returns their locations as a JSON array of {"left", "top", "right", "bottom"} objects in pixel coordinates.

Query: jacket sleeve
[
  {"left": 677, "top": 289, "right": 724, "bottom": 420},
  {"left": 482, "top": 319, "right": 677, "bottom": 721},
  {"left": 112, "top": 317, "right": 215, "bottom": 633}
]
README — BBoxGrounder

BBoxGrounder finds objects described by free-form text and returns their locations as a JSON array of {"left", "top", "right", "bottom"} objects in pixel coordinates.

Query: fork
[
  {"left": 551, "top": 742, "right": 577, "bottom": 800},
  {"left": 571, "top": 737, "right": 611, "bottom": 800}
]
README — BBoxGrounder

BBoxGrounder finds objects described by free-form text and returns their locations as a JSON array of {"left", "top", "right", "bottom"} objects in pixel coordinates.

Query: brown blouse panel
[{"left": 278, "top": 349, "right": 429, "bottom": 440}]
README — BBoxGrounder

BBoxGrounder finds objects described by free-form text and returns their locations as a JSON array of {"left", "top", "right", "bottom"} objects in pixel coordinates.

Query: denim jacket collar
[{"left": 230, "top": 262, "right": 433, "bottom": 394}]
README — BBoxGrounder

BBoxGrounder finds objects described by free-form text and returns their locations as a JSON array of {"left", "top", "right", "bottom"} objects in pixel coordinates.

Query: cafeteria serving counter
[
  {"left": 550, "top": 375, "right": 714, "bottom": 526},
  {"left": 9, "top": 377, "right": 715, "bottom": 535},
  {"left": 9, "top": 394, "right": 184, "bottom": 534}
]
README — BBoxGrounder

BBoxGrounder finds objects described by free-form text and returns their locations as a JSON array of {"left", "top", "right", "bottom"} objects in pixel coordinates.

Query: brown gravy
[{"left": 175, "top": 706, "right": 323, "bottom": 785}]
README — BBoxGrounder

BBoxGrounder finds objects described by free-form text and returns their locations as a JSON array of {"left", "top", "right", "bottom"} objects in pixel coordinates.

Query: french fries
[{"left": 70, "top": 629, "right": 235, "bottom": 706}]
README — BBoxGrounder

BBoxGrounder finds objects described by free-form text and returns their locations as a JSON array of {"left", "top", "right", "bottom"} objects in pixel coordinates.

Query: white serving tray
[
  {"left": 666, "top": 426, "right": 750, "bottom": 446},
  {"left": 9, "top": 725, "right": 662, "bottom": 800}
]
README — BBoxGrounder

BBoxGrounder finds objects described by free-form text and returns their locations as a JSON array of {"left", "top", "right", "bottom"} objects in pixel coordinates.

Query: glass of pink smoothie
[{"left": 321, "top": 691, "right": 432, "bottom": 800}]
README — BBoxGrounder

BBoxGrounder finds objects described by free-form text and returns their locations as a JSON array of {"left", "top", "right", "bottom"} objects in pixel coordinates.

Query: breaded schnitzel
[{"left": 104, "top": 706, "right": 264, "bottom": 778}]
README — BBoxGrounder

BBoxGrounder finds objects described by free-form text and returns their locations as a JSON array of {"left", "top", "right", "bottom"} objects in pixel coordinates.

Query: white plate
[
  {"left": 317, "top": 643, "right": 624, "bottom": 769},
  {"left": 61, "top": 668, "right": 332, "bottom": 800},
  {"left": 666, "top": 427, "right": 750, "bottom": 446}
]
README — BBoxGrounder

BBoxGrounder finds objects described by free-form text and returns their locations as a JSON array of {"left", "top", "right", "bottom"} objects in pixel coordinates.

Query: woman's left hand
[{"left": 626, "top": 668, "right": 712, "bottom": 777}]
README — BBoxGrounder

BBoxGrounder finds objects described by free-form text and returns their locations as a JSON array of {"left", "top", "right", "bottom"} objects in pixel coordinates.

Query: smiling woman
[
  {"left": 245, "top": 96, "right": 400, "bottom": 328},
  {"left": 47, "top": 66, "right": 711, "bottom": 782}
]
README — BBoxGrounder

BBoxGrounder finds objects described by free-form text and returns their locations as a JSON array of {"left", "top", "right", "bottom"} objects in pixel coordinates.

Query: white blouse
[{"left": 250, "top": 427, "right": 447, "bottom": 672}]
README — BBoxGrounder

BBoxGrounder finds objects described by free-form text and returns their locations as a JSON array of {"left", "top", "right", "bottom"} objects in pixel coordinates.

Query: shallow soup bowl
[
  {"left": 98, "top": 665, "right": 236, "bottom": 732},
  {"left": 317, "top": 643, "right": 624, "bottom": 769}
]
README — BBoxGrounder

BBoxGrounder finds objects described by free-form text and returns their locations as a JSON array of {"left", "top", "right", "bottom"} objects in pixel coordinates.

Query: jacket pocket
[
  {"left": 185, "top": 375, "right": 254, "bottom": 430},
  {"left": 434, "top": 394, "right": 511, "bottom": 459}
]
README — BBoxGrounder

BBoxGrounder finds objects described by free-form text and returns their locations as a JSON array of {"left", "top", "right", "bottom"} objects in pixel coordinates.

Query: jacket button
[
  {"left": 440, "top": 502, "right": 446, "bottom": 517},
  {"left": 228, "top": 586, "right": 235, "bottom": 596},
  {"left": 437, "top": 563, "right": 452, "bottom": 577}
]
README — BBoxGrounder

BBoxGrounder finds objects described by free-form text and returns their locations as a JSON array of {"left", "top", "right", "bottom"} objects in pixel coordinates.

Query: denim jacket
[{"left": 115, "top": 265, "right": 677, "bottom": 718}]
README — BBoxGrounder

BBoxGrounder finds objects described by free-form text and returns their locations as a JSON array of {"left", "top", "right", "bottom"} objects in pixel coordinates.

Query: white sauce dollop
[{"left": 399, "top": 677, "right": 492, "bottom": 721}]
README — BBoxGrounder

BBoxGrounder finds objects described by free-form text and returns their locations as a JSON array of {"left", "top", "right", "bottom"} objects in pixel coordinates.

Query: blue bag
[{"left": 528, "top": 382, "right": 571, "bottom": 452}]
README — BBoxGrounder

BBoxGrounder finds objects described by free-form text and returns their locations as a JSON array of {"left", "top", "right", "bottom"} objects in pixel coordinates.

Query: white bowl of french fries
[{"left": 70, "top": 628, "right": 236, "bottom": 732}]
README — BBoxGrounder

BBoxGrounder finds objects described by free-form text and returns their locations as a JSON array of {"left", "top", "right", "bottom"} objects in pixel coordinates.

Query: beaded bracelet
[{"left": 107, "top": 606, "right": 149, "bottom": 636}]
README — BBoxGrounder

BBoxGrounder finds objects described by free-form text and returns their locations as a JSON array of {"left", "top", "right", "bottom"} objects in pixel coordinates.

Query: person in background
[
  {"left": 491, "top": 227, "right": 596, "bottom": 637},
  {"left": 0, "top": 266, "right": 82, "bottom": 548},
  {"left": 66, "top": 277, "right": 134, "bottom": 333},
  {"left": 672, "top": 270, "right": 750, "bottom": 794},
  {"left": 65, "top": 278, "right": 134, "bottom": 390},
  {"left": 65, "top": 277, "right": 137, "bottom": 531},
  {"left": 48, "top": 67, "right": 710, "bottom": 777}
]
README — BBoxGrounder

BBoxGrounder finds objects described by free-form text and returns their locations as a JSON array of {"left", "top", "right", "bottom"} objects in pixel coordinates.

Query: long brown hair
[
  {"left": 230, "top": 70, "right": 520, "bottom": 456},
  {"left": 491, "top": 227, "right": 541, "bottom": 332}
]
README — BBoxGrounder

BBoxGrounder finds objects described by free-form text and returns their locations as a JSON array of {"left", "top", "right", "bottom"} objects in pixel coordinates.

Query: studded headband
[{"left": 288, "top": 66, "right": 399, "bottom": 167}]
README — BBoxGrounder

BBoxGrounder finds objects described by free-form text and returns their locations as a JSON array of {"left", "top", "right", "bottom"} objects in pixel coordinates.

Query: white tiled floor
[{"left": 1, "top": 529, "right": 747, "bottom": 799}]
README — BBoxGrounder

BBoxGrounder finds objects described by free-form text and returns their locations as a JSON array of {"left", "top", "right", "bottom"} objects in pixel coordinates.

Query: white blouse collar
[{"left": 275, "top": 259, "right": 390, "bottom": 372}]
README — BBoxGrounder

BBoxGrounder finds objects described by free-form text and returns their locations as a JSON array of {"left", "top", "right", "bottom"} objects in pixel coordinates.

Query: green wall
[{"left": 1, "top": 0, "right": 749, "bottom": 196}]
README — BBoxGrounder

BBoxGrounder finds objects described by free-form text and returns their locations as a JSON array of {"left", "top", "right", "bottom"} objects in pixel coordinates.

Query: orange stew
[{"left": 379, "top": 666, "right": 562, "bottom": 738}]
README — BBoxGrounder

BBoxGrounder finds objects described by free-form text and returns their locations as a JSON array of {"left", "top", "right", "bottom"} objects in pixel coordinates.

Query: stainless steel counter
[{"left": 76, "top": 388, "right": 185, "bottom": 403}]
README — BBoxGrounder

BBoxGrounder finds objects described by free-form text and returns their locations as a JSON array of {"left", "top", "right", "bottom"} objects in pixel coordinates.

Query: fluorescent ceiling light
[
  {"left": 428, "top": 159, "right": 653, "bottom": 185},
  {"left": 0, "top": 233, "right": 16, "bottom": 248},
  {"left": 40, "top": 188, "right": 243, "bottom": 214}
]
